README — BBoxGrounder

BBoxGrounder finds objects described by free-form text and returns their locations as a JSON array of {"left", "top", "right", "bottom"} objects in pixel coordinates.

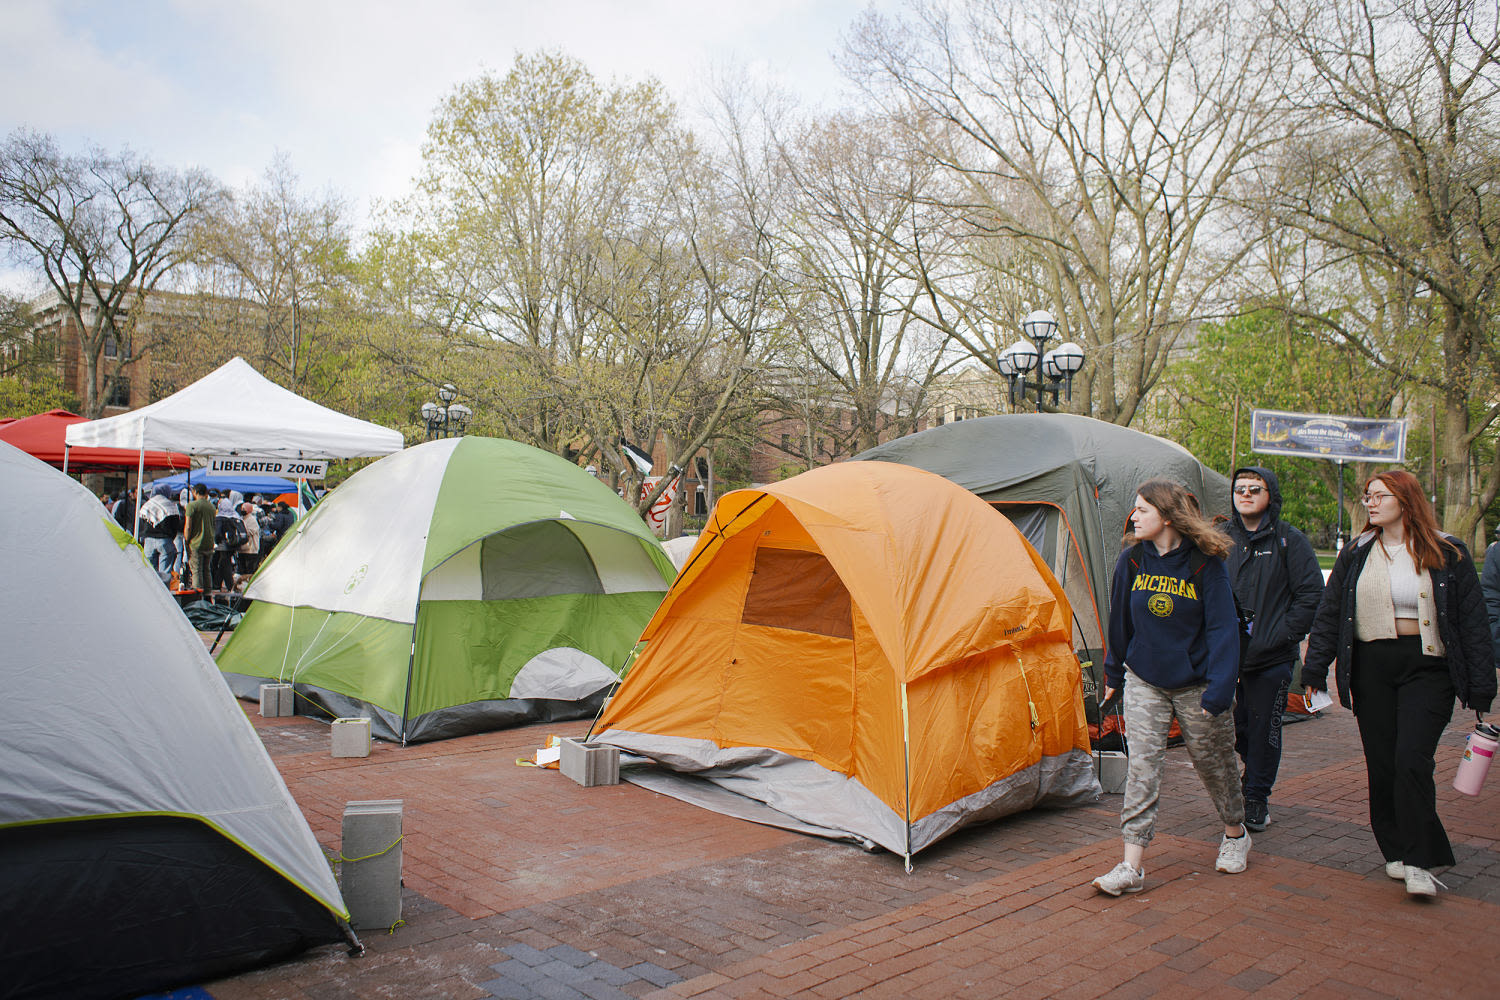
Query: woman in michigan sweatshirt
[{"left": 1090, "top": 477, "right": 1249, "bottom": 897}]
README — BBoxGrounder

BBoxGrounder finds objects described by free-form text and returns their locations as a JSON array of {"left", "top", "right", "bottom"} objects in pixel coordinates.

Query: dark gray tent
[{"left": 855, "top": 413, "right": 1230, "bottom": 706}]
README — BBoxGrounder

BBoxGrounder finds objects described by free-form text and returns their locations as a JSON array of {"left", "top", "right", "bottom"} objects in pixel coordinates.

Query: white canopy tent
[
  {"left": 65, "top": 356, "right": 405, "bottom": 458},
  {"left": 65, "top": 357, "right": 406, "bottom": 536}
]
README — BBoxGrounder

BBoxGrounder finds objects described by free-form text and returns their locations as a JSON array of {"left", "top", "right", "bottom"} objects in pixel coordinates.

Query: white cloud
[{"left": 1, "top": 0, "right": 892, "bottom": 229}]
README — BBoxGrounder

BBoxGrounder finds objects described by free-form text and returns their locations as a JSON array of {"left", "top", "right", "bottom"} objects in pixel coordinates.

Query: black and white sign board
[{"left": 208, "top": 456, "right": 329, "bottom": 479}]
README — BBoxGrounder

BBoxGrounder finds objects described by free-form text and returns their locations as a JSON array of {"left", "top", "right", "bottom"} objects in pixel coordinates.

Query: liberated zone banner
[
  {"left": 1250, "top": 409, "right": 1407, "bottom": 464},
  {"left": 208, "top": 456, "right": 329, "bottom": 479}
]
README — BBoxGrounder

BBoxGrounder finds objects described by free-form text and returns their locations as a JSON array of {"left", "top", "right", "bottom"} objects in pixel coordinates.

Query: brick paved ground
[{"left": 199, "top": 688, "right": 1500, "bottom": 1000}]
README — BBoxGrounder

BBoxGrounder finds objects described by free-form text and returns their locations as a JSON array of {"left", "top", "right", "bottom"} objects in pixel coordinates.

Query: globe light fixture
[
  {"left": 422, "top": 383, "right": 471, "bottom": 439},
  {"left": 997, "top": 310, "right": 1085, "bottom": 411}
]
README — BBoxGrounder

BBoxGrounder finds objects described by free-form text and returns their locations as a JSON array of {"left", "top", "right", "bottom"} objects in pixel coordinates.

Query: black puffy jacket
[
  {"left": 1303, "top": 531, "right": 1496, "bottom": 714},
  {"left": 1224, "top": 466, "right": 1326, "bottom": 673}
]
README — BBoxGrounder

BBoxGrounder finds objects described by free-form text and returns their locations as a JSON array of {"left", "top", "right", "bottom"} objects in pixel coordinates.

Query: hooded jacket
[
  {"left": 1304, "top": 530, "right": 1496, "bottom": 714},
  {"left": 1482, "top": 536, "right": 1500, "bottom": 667},
  {"left": 1223, "top": 466, "right": 1326, "bottom": 673},
  {"left": 1103, "top": 538, "right": 1241, "bottom": 715}
]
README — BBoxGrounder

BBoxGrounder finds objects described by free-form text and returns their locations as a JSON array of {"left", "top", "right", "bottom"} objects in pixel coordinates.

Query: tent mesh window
[
  {"left": 481, "top": 522, "right": 604, "bottom": 598},
  {"left": 741, "top": 547, "right": 853, "bottom": 639}
]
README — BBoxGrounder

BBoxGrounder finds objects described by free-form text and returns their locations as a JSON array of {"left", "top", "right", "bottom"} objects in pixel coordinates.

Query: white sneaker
[
  {"left": 1215, "top": 832, "right": 1252, "bottom": 873},
  {"left": 1404, "top": 866, "right": 1445, "bottom": 897},
  {"left": 1091, "top": 861, "right": 1145, "bottom": 896},
  {"left": 1385, "top": 861, "right": 1405, "bottom": 880}
]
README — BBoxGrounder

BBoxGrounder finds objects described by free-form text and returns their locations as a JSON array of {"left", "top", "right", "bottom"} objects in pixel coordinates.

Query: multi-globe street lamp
[
  {"left": 421, "top": 383, "right": 472, "bottom": 439},
  {"left": 996, "top": 309, "right": 1086, "bottom": 411}
]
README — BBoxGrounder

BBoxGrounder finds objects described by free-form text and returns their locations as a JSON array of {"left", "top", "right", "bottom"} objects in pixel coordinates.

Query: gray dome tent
[
  {"left": 0, "top": 442, "right": 354, "bottom": 1000},
  {"left": 855, "top": 413, "right": 1230, "bottom": 704}
]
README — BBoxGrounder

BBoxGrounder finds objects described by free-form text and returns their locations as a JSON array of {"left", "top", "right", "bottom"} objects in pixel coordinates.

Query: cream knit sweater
[{"left": 1354, "top": 538, "right": 1445, "bottom": 657}]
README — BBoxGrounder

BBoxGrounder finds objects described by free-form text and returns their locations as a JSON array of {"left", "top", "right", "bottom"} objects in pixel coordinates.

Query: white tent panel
[
  {"left": 510, "top": 647, "right": 620, "bottom": 701},
  {"left": 564, "top": 520, "right": 679, "bottom": 594},
  {"left": 0, "top": 441, "right": 344, "bottom": 916},
  {"left": 421, "top": 540, "right": 482, "bottom": 601},
  {"left": 247, "top": 439, "right": 456, "bottom": 622},
  {"left": 64, "top": 357, "right": 404, "bottom": 459}
]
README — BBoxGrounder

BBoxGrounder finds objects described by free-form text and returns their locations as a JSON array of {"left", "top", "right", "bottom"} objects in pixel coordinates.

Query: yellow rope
[{"left": 338, "top": 835, "right": 403, "bottom": 863}]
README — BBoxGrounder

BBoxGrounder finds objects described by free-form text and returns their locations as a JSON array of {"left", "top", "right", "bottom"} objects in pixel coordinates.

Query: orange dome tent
[{"left": 591, "top": 461, "right": 1097, "bottom": 868}]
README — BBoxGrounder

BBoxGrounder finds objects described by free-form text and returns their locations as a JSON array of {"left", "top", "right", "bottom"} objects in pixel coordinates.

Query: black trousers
[
  {"left": 1351, "top": 637, "right": 1456, "bottom": 870},
  {"left": 1234, "top": 660, "right": 1293, "bottom": 803}
]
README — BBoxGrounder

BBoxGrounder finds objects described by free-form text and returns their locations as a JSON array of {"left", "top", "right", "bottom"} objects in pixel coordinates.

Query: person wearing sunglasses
[
  {"left": 1091, "top": 478, "right": 1249, "bottom": 896},
  {"left": 1223, "top": 467, "right": 1326, "bottom": 835},
  {"left": 1303, "top": 469, "right": 1495, "bottom": 898}
]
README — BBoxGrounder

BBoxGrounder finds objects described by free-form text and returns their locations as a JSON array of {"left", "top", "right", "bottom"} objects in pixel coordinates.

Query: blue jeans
[{"left": 143, "top": 536, "right": 176, "bottom": 583}]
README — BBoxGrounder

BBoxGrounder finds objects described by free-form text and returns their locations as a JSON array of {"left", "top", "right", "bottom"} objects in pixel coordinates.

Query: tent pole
[
  {"left": 133, "top": 426, "right": 146, "bottom": 542},
  {"left": 901, "top": 681, "right": 913, "bottom": 874},
  {"left": 62, "top": 444, "right": 69, "bottom": 475},
  {"left": 398, "top": 630, "right": 419, "bottom": 747}
]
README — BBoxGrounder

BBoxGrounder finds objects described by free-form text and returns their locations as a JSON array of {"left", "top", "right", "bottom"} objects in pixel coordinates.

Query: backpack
[{"left": 216, "top": 514, "right": 249, "bottom": 551}]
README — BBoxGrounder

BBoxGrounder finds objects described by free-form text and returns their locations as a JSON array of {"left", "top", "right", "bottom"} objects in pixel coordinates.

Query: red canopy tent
[{"left": 0, "top": 410, "right": 189, "bottom": 473}]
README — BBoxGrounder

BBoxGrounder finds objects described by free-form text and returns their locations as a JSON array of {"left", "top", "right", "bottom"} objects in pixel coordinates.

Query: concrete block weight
[
  {"left": 560, "top": 737, "right": 620, "bottom": 786},
  {"left": 331, "top": 717, "right": 371, "bottom": 758},
  {"left": 341, "top": 799, "right": 403, "bottom": 930},
  {"left": 259, "top": 683, "right": 294, "bottom": 717}
]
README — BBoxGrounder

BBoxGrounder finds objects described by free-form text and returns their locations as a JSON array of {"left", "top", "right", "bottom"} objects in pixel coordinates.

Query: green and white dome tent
[{"left": 218, "top": 436, "right": 676, "bottom": 743}]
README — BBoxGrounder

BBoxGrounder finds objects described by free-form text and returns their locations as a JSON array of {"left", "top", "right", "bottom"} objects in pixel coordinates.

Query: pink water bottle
[{"left": 1453, "top": 721, "right": 1499, "bottom": 796}]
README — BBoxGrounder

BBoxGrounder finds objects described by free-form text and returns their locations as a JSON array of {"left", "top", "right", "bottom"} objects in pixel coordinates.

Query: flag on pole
[
  {"left": 297, "top": 479, "right": 319, "bottom": 516},
  {"left": 620, "top": 438, "right": 654, "bottom": 477}
]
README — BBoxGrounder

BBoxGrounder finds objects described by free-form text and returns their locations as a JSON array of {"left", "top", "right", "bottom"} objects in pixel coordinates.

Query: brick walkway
[{"left": 202, "top": 693, "right": 1500, "bottom": 1000}]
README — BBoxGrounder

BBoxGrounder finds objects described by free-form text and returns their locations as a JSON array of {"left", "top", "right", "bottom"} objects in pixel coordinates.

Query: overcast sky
[{"left": 2, "top": 0, "right": 894, "bottom": 232}]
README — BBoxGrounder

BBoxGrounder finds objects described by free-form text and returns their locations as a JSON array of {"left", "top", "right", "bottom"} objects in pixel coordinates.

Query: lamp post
[
  {"left": 996, "top": 309, "right": 1085, "bottom": 411},
  {"left": 421, "top": 383, "right": 472, "bottom": 439}
]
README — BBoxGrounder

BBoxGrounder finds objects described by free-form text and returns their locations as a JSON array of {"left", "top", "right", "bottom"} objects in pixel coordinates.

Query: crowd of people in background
[{"left": 99, "top": 484, "right": 297, "bottom": 595}]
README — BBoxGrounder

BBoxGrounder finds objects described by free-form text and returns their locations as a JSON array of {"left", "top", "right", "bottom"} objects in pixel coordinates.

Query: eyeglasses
[
  {"left": 1362, "top": 492, "right": 1395, "bottom": 505},
  {"left": 1233, "top": 485, "right": 1265, "bottom": 497}
]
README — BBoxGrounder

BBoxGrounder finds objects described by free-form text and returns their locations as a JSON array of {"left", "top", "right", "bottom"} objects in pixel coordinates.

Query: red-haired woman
[{"left": 1303, "top": 470, "right": 1495, "bottom": 897}]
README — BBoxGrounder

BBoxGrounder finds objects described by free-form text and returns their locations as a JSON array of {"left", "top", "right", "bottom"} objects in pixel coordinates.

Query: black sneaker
[{"left": 1244, "top": 800, "right": 1269, "bottom": 832}]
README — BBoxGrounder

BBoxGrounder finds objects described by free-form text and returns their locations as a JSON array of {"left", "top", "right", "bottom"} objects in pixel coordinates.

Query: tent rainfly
[
  {"left": 854, "top": 413, "right": 1230, "bottom": 706},
  {"left": 217, "top": 436, "right": 677, "bottom": 743},
  {"left": 0, "top": 441, "right": 355, "bottom": 1000},
  {"left": 590, "top": 461, "right": 1098, "bottom": 868}
]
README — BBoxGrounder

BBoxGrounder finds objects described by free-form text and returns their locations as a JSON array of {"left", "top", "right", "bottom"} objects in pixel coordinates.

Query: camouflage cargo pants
[{"left": 1121, "top": 669, "right": 1245, "bottom": 847}]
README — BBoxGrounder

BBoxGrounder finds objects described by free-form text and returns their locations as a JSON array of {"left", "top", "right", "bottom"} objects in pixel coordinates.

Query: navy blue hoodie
[{"left": 1103, "top": 539, "right": 1241, "bottom": 715}]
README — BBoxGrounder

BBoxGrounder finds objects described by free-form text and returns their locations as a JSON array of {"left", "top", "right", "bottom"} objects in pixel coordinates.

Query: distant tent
[
  {"left": 218, "top": 437, "right": 677, "bottom": 743},
  {"left": 592, "top": 461, "right": 1097, "bottom": 867},
  {"left": 855, "top": 413, "right": 1231, "bottom": 707},
  {"left": 0, "top": 441, "right": 351, "bottom": 1000},
  {"left": 147, "top": 468, "right": 298, "bottom": 497},
  {"left": 0, "top": 408, "right": 189, "bottom": 472}
]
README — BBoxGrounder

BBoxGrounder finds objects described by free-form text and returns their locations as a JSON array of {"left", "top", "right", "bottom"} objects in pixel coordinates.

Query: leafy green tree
[
  {"left": 1266, "top": 0, "right": 1500, "bottom": 540},
  {"left": 1155, "top": 310, "right": 1406, "bottom": 544}
]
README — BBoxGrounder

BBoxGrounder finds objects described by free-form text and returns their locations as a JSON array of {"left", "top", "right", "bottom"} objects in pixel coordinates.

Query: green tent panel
[{"left": 218, "top": 436, "right": 675, "bottom": 742}]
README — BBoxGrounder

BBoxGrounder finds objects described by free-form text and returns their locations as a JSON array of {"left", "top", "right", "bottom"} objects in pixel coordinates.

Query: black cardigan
[{"left": 1303, "top": 531, "right": 1496, "bottom": 714}]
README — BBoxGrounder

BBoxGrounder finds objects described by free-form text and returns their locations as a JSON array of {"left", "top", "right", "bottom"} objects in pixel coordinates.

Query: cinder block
[
  {"left": 341, "top": 799, "right": 402, "bottom": 930},
  {"left": 559, "top": 737, "right": 619, "bottom": 787},
  {"left": 1096, "top": 751, "right": 1128, "bottom": 794},
  {"left": 331, "top": 717, "right": 372, "bottom": 758},
  {"left": 259, "top": 682, "right": 294, "bottom": 717}
]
